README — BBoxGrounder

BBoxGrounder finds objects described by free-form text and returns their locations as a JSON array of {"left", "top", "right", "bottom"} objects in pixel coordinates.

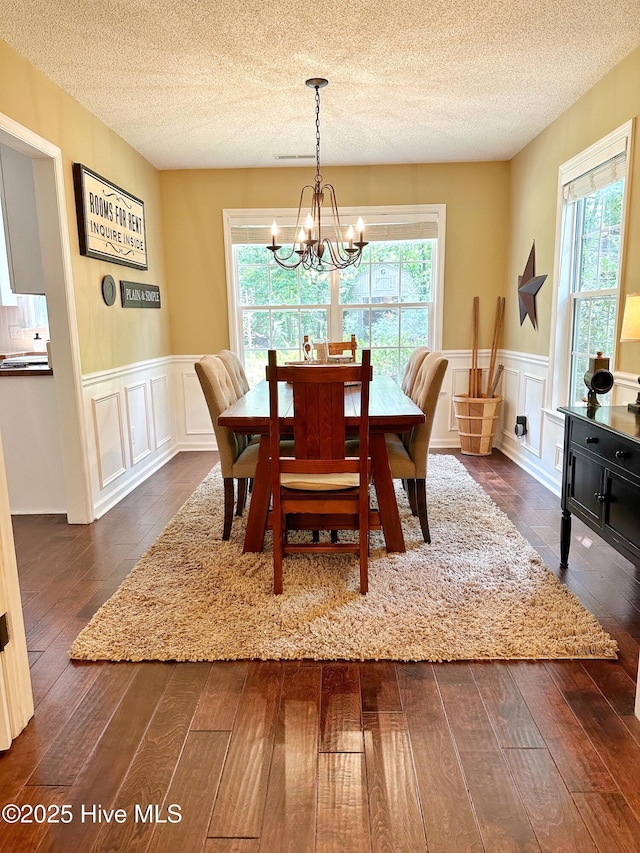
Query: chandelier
[{"left": 267, "top": 78, "right": 367, "bottom": 272}]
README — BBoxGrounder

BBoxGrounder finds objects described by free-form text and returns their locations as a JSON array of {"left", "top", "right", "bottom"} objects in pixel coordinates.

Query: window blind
[
  {"left": 563, "top": 150, "right": 627, "bottom": 202},
  {"left": 230, "top": 218, "right": 438, "bottom": 245}
]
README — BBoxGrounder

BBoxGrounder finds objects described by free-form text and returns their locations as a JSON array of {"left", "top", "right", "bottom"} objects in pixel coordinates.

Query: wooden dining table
[{"left": 217, "top": 375, "right": 425, "bottom": 553}]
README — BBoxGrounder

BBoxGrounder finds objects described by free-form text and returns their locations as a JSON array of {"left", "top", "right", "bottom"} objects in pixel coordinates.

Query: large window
[
  {"left": 224, "top": 206, "right": 445, "bottom": 386},
  {"left": 553, "top": 123, "right": 631, "bottom": 408},
  {"left": 566, "top": 176, "right": 624, "bottom": 405}
]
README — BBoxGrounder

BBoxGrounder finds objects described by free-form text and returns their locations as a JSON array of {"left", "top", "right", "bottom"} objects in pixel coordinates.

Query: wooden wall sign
[
  {"left": 120, "top": 281, "right": 161, "bottom": 308},
  {"left": 73, "top": 164, "right": 148, "bottom": 269}
]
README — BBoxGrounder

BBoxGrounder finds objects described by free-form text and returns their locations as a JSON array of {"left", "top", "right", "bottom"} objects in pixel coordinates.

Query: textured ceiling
[{"left": 1, "top": 1, "right": 639, "bottom": 170}]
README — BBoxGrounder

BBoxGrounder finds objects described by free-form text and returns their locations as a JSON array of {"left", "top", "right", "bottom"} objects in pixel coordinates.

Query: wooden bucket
[{"left": 452, "top": 394, "right": 502, "bottom": 456}]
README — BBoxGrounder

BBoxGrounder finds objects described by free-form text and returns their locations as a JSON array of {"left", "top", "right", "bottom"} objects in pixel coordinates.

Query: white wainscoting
[
  {"left": 492, "top": 350, "right": 562, "bottom": 494},
  {"left": 83, "top": 357, "right": 179, "bottom": 518},
  {"left": 84, "top": 354, "right": 639, "bottom": 520}
]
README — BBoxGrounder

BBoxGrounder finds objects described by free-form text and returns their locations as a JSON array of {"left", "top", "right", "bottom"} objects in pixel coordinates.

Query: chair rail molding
[{"left": 92, "top": 349, "right": 569, "bottom": 520}]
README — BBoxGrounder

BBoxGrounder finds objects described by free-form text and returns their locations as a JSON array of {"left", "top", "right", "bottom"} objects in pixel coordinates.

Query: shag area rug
[{"left": 70, "top": 455, "right": 617, "bottom": 662}]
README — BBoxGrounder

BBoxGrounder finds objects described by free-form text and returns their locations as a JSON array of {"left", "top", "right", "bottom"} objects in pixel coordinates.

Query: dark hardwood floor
[{"left": 2, "top": 449, "right": 640, "bottom": 852}]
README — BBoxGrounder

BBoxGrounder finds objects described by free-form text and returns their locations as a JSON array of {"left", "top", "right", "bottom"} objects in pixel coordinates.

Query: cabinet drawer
[{"left": 570, "top": 418, "right": 640, "bottom": 479}]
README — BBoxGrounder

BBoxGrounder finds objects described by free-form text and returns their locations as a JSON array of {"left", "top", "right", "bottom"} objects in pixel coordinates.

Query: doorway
[
  {"left": 0, "top": 113, "right": 92, "bottom": 523},
  {"left": 0, "top": 112, "right": 92, "bottom": 746}
]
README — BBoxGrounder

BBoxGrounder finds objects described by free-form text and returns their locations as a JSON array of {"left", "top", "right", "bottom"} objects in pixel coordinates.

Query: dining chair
[
  {"left": 303, "top": 333, "right": 357, "bottom": 361},
  {"left": 385, "top": 351, "right": 448, "bottom": 543},
  {"left": 217, "top": 349, "right": 250, "bottom": 398},
  {"left": 195, "top": 355, "right": 260, "bottom": 539},
  {"left": 267, "top": 348, "right": 373, "bottom": 595},
  {"left": 400, "top": 345, "right": 430, "bottom": 396}
]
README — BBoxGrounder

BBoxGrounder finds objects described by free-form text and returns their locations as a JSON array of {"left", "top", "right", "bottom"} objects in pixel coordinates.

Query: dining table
[{"left": 217, "top": 374, "right": 425, "bottom": 553}]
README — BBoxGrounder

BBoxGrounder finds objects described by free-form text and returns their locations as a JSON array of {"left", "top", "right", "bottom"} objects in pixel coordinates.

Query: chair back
[
  {"left": 194, "top": 355, "right": 250, "bottom": 477},
  {"left": 267, "top": 349, "right": 372, "bottom": 487},
  {"left": 303, "top": 334, "right": 357, "bottom": 361},
  {"left": 218, "top": 349, "right": 250, "bottom": 398},
  {"left": 403, "top": 352, "right": 448, "bottom": 478},
  {"left": 401, "top": 346, "right": 430, "bottom": 395},
  {"left": 328, "top": 334, "right": 357, "bottom": 360}
]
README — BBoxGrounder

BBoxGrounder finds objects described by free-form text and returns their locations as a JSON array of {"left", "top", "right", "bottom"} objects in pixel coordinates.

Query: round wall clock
[{"left": 101, "top": 274, "right": 117, "bottom": 306}]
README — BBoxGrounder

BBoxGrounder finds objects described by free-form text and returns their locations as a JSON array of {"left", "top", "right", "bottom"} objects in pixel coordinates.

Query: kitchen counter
[
  {"left": 0, "top": 351, "right": 52, "bottom": 375},
  {"left": 0, "top": 365, "right": 52, "bottom": 376}
]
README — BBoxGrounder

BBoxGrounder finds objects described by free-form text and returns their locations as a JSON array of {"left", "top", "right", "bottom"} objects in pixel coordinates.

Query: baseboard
[{"left": 92, "top": 445, "right": 179, "bottom": 519}]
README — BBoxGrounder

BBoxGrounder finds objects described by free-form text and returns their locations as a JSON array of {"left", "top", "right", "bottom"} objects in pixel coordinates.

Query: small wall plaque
[
  {"left": 101, "top": 274, "right": 117, "bottom": 306},
  {"left": 120, "top": 281, "right": 161, "bottom": 308}
]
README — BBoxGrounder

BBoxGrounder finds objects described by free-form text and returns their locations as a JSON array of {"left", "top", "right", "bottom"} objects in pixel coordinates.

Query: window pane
[
  {"left": 238, "top": 265, "right": 269, "bottom": 306},
  {"left": 245, "top": 349, "right": 268, "bottom": 387},
  {"left": 371, "top": 307, "right": 399, "bottom": 347},
  {"left": 575, "top": 179, "right": 624, "bottom": 294},
  {"left": 243, "top": 310, "right": 270, "bottom": 350},
  {"left": 400, "top": 307, "right": 429, "bottom": 347},
  {"left": 401, "top": 241, "right": 433, "bottom": 301},
  {"left": 569, "top": 351, "right": 590, "bottom": 407},
  {"left": 271, "top": 310, "right": 300, "bottom": 347},
  {"left": 300, "top": 309, "right": 328, "bottom": 344},
  {"left": 371, "top": 264, "right": 400, "bottom": 303},
  {"left": 236, "top": 246, "right": 267, "bottom": 264},
  {"left": 342, "top": 265, "right": 370, "bottom": 305},
  {"left": 569, "top": 294, "right": 616, "bottom": 406},
  {"left": 371, "top": 348, "right": 400, "bottom": 379},
  {"left": 270, "top": 267, "right": 298, "bottom": 305},
  {"left": 369, "top": 242, "right": 400, "bottom": 263},
  {"left": 299, "top": 267, "right": 329, "bottom": 304},
  {"left": 343, "top": 308, "right": 370, "bottom": 346}
]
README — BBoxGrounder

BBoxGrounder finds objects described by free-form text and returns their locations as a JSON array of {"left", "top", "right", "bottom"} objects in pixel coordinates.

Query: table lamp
[{"left": 620, "top": 292, "right": 640, "bottom": 413}]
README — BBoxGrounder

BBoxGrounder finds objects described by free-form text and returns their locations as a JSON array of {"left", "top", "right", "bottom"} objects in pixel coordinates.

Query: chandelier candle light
[{"left": 267, "top": 78, "right": 367, "bottom": 272}]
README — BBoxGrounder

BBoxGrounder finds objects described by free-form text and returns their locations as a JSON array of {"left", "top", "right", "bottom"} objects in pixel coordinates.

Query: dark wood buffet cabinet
[{"left": 559, "top": 406, "right": 640, "bottom": 569}]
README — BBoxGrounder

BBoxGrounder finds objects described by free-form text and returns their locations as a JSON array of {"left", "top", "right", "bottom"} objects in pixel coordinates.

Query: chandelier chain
[{"left": 315, "top": 84, "right": 322, "bottom": 184}]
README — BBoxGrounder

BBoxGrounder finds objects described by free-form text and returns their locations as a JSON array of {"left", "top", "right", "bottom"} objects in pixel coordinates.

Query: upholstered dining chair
[
  {"left": 195, "top": 355, "right": 259, "bottom": 539},
  {"left": 267, "top": 348, "right": 373, "bottom": 595},
  {"left": 401, "top": 345, "right": 430, "bottom": 396},
  {"left": 217, "top": 349, "right": 250, "bottom": 398},
  {"left": 386, "top": 351, "right": 448, "bottom": 543}
]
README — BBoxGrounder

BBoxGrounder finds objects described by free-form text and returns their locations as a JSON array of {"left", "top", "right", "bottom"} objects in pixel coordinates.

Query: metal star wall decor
[{"left": 518, "top": 242, "right": 547, "bottom": 329}]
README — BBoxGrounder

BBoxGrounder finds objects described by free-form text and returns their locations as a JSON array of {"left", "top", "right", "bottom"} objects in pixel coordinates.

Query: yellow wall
[
  {"left": 160, "top": 161, "right": 510, "bottom": 354},
  {"left": 507, "top": 45, "right": 640, "bottom": 373},
  {"left": 2, "top": 31, "right": 639, "bottom": 375},
  {"left": 0, "top": 39, "right": 171, "bottom": 374}
]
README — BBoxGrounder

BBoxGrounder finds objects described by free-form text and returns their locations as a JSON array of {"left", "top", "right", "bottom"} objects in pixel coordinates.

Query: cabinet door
[
  {"left": 567, "top": 448, "right": 603, "bottom": 525},
  {"left": 0, "top": 192, "right": 17, "bottom": 307},
  {"left": 0, "top": 144, "right": 45, "bottom": 295},
  {"left": 604, "top": 469, "right": 640, "bottom": 559}
]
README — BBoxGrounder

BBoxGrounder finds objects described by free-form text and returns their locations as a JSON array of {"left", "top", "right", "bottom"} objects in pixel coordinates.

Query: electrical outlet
[{"left": 9, "top": 325, "right": 22, "bottom": 340}]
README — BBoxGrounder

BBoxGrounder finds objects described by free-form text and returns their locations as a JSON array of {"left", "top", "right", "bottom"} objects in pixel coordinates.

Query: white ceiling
[{"left": 1, "top": 0, "right": 640, "bottom": 170}]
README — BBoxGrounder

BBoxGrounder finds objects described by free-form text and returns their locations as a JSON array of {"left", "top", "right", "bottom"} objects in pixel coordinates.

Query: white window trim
[
  {"left": 547, "top": 119, "right": 633, "bottom": 411},
  {"left": 222, "top": 204, "right": 446, "bottom": 358}
]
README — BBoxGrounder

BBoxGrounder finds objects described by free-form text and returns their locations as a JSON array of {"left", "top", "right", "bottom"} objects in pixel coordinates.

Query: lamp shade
[{"left": 620, "top": 293, "right": 640, "bottom": 342}]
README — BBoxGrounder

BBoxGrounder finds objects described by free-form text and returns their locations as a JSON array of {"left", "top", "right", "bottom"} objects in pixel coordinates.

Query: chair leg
[
  {"left": 312, "top": 530, "right": 320, "bottom": 543},
  {"left": 331, "top": 530, "right": 338, "bottom": 543},
  {"left": 273, "top": 507, "right": 283, "bottom": 595},
  {"left": 407, "top": 479, "right": 418, "bottom": 516},
  {"left": 415, "top": 479, "right": 430, "bottom": 543},
  {"left": 223, "top": 478, "right": 234, "bottom": 540},
  {"left": 236, "top": 478, "right": 247, "bottom": 516},
  {"left": 359, "top": 523, "right": 368, "bottom": 594}
]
